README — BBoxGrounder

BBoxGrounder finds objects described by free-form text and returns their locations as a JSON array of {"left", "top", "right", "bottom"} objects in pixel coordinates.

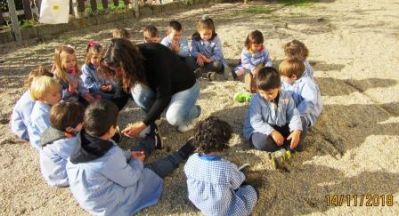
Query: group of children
[{"left": 9, "top": 15, "right": 322, "bottom": 216}]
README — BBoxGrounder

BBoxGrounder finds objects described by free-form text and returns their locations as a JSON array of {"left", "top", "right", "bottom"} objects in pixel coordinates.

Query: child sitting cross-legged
[
  {"left": 243, "top": 67, "right": 304, "bottom": 153},
  {"left": 66, "top": 100, "right": 196, "bottom": 216},
  {"left": 184, "top": 116, "right": 258, "bottom": 216},
  {"left": 39, "top": 101, "right": 84, "bottom": 187}
]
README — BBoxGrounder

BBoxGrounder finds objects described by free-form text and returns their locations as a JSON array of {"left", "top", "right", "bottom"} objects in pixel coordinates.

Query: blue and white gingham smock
[{"left": 184, "top": 153, "right": 257, "bottom": 216}]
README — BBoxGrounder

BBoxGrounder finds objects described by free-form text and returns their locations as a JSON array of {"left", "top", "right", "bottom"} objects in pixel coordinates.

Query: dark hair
[
  {"left": 192, "top": 15, "right": 217, "bottom": 41},
  {"left": 102, "top": 38, "right": 145, "bottom": 91},
  {"left": 193, "top": 116, "right": 232, "bottom": 154},
  {"left": 84, "top": 100, "right": 119, "bottom": 137},
  {"left": 245, "top": 30, "right": 264, "bottom": 50},
  {"left": 143, "top": 25, "right": 159, "bottom": 38},
  {"left": 169, "top": 20, "right": 182, "bottom": 31},
  {"left": 255, "top": 67, "right": 281, "bottom": 90},
  {"left": 50, "top": 101, "right": 84, "bottom": 131},
  {"left": 279, "top": 58, "right": 305, "bottom": 78}
]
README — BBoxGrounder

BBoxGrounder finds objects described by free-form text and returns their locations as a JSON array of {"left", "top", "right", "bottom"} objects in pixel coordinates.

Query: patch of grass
[
  {"left": 20, "top": 20, "right": 36, "bottom": 29},
  {"left": 242, "top": 6, "right": 273, "bottom": 14},
  {"left": 276, "top": 0, "right": 316, "bottom": 7}
]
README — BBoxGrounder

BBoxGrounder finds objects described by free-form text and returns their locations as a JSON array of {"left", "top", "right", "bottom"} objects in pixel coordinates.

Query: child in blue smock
[
  {"left": 39, "top": 101, "right": 84, "bottom": 187},
  {"left": 29, "top": 76, "right": 62, "bottom": 151},
  {"left": 10, "top": 66, "right": 53, "bottom": 141},
  {"left": 185, "top": 116, "right": 258, "bottom": 216},
  {"left": 279, "top": 59, "right": 322, "bottom": 132},
  {"left": 66, "top": 100, "right": 196, "bottom": 216},
  {"left": 243, "top": 67, "right": 304, "bottom": 152},
  {"left": 283, "top": 40, "right": 314, "bottom": 79}
]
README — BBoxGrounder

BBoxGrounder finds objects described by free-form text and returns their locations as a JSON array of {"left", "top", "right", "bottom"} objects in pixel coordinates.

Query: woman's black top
[{"left": 137, "top": 43, "right": 196, "bottom": 125}]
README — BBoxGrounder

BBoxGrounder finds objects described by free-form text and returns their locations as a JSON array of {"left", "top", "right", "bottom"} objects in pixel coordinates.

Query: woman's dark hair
[
  {"left": 245, "top": 30, "right": 264, "bottom": 50},
  {"left": 255, "top": 67, "right": 281, "bottom": 90},
  {"left": 193, "top": 116, "right": 232, "bottom": 154},
  {"left": 84, "top": 100, "right": 119, "bottom": 137},
  {"left": 50, "top": 101, "right": 84, "bottom": 131},
  {"left": 102, "top": 38, "right": 145, "bottom": 91}
]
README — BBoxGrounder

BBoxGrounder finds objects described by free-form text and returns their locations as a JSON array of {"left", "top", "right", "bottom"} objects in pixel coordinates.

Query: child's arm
[
  {"left": 297, "top": 81, "right": 319, "bottom": 116},
  {"left": 263, "top": 49, "right": 273, "bottom": 67},
  {"left": 81, "top": 65, "right": 102, "bottom": 93},
  {"left": 10, "top": 106, "right": 29, "bottom": 141},
  {"left": 286, "top": 96, "right": 303, "bottom": 149},
  {"left": 249, "top": 95, "right": 275, "bottom": 136},
  {"left": 209, "top": 37, "right": 224, "bottom": 62},
  {"left": 190, "top": 40, "right": 200, "bottom": 58},
  {"left": 229, "top": 163, "right": 246, "bottom": 190},
  {"left": 241, "top": 50, "right": 256, "bottom": 73},
  {"left": 101, "top": 148, "right": 145, "bottom": 187}
]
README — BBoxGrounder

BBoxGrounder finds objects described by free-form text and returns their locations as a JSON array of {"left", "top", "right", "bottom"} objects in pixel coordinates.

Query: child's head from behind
[
  {"left": 279, "top": 58, "right": 305, "bottom": 84},
  {"left": 24, "top": 65, "right": 53, "bottom": 89},
  {"left": 143, "top": 25, "right": 160, "bottom": 43},
  {"left": 112, "top": 28, "right": 130, "bottom": 39},
  {"left": 255, "top": 67, "right": 281, "bottom": 102},
  {"left": 168, "top": 20, "right": 183, "bottom": 42},
  {"left": 84, "top": 100, "right": 119, "bottom": 138},
  {"left": 284, "top": 40, "right": 308, "bottom": 61},
  {"left": 54, "top": 45, "right": 78, "bottom": 81},
  {"left": 193, "top": 116, "right": 232, "bottom": 154},
  {"left": 50, "top": 101, "right": 84, "bottom": 134},
  {"left": 245, "top": 30, "right": 264, "bottom": 53},
  {"left": 85, "top": 40, "right": 103, "bottom": 67},
  {"left": 196, "top": 15, "right": 216, "bottom": 41},
  {"left": 30, "top": 76, "right": 61, "bottom": 105}
]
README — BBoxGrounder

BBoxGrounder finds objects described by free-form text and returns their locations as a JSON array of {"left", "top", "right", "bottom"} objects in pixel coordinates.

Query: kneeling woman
[{"left": 102, "top": 39, "right": 201, "bottom": 136}]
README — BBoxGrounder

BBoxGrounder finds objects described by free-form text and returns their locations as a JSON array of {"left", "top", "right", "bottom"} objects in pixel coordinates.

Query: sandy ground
[{"left": 1, "top": 0, "right": 399, "bottom": 215}]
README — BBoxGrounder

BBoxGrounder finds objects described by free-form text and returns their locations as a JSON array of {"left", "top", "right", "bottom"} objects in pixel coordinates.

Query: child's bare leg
[{"left": 244, "top": 73, "right": 255, "bottom": 93}]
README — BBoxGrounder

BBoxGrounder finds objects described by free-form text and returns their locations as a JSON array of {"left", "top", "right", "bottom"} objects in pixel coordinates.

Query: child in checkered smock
[{"left": 184, "top": 117, "right": 257, "bottom": 216}]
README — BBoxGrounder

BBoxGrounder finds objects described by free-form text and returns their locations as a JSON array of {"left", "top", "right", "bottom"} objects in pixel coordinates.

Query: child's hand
[
  {"left": 131, "top": 151, "right": 145, "bottom": 161},
  {"left": 271, "top": 130, "right": 284, "bottom": 146},
  {"left": 288, "top": 130, "right": 301, "bottom": 150},
  {"left": 68, "top": 80, "right": 78, "bottom": 94},
  {"left": 100, "top": 84, "right": 108, "bottom": 92},
  {"left": 171, "top": 40, "right": 180, "bottom": 53},
  {"left": 202, "top": 56, "right": 212, "bottom": 64},
  {"left": 122, "top": 122, "right": 147, "bottom": 138},
  {"left": 196, "top": 55, "right": 204, "bottom": 66}
]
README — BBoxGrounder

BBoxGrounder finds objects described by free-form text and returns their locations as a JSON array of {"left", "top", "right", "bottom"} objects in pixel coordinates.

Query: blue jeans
[{"left": 130, "top": 81, "right": 200, "bottom": 127}]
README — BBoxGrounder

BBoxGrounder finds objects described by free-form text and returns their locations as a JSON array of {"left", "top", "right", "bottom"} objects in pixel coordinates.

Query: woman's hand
[
  {"left": 131, "top": 151, "right": 145, "bottom": 161},
  {"left": 122, "top": 122, "right": 147, "bottom": 138}
]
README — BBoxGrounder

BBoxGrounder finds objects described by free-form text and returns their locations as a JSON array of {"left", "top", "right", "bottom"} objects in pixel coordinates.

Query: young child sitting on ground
[
  {"left": 52, "top": 45, "right": 97, "bottom": 104},
  {"left": 185, "top": 116, "right": 258, "bottom": 216},
  {"left": 66, "top": 100, "right": 196, "bottom": 215},
  {"left": 39, "top": 101, "right": 84, "bottom": 187},
  {"left": 143, "top": 25, "right": 161, "bottom": 43},
  {"left": 235, "top": 30, "right": 273, "bottom": 92},
  {"left": 279, "top": 59, "right": 322, "bottom": 133},
  {"left": 10, "top": 66, "right": 53, "bottom": 141},
  {"left": 243, "top": 67, "right": 304, "bottom": 153},
  {"left": 191, "top": 15, "right": 229, "bottom": 81},
  {"left": 284, "top": 40, "right": 314, "bottom": 79},
  {"left": 29, "top": 76, "right": 62, "bottom": 151},
  {"left": 161, "top": 20, "right": 196, "bottom": 71},
  {"left": 81, "top": 40, "right": 118, "bottom": 100},
  {"left": 112, "top": 27, "right": 130, "bottom": 39}
]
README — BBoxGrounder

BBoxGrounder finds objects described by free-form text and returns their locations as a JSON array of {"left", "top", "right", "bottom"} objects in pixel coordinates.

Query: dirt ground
[{"left": 1, "top": 0, "right": 399, "bottom": 215}]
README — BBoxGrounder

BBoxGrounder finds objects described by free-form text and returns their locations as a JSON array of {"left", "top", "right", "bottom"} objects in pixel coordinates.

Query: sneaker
[
  {"left": 177, "top": 121, "right": 196, "bottom": 133},
  {"left": 208, "top": 72, "right": 225, "bottom": 81},
  {"left": 234, "top": 92, "right": 253, "bottom": 103},
  {"left": 177, "top": 137, "right": 196, "bottom": 160},
  {"left": 194, "top": 67, "right": 204, "bottom": 79}
]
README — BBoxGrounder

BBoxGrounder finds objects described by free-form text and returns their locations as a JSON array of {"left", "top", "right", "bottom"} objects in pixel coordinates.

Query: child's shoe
[
  {"left": 234, "top": 92, "right": 253, "bottom": 103},
  {"left": 177, "top": 137, "right": 197, "bottom": 160},
  {"left": 271, "top": 148, "right": 291, "bottom": 169}
]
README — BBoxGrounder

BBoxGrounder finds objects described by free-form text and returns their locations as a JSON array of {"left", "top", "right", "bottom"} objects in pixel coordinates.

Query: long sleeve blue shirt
[{"left": 161, "top": 35, "right": 190, "bottom": 57}]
